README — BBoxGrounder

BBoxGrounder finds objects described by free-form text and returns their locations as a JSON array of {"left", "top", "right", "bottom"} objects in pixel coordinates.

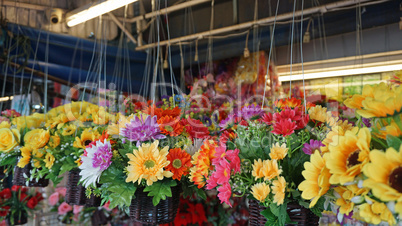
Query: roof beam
[{"left": 135, "top": 0, "right": 376, "bottom": 51}]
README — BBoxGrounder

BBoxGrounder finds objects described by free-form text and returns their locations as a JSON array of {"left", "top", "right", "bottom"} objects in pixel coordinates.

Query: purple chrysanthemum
[
  {"left": 241, "top": 104, "right": 263, "bottom": 120},
  {"left": 219, "top": 113, "right": 237, "bottom": 129},
  {"left": 79, "top": 139, "right": 113, "bottom": 187},
  {"left": 92, "top": 143, "right": 113, "bottom": 171},
  {"left": 120, "top": 115, "right": 166, "bottom": 142},
  {"left": 302, "top": 139, "right": 325, "bottom": 155}
]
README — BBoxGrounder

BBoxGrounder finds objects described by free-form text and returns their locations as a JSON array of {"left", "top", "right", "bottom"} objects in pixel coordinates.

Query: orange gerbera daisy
[
  {"left": 143, "top": 105, "right": 181, "bottom": 119},
  {"left": 275, "top": 97, "right": 302, "bottom": 109},
  {"left": 166, "top": 148, "right": 192, "bottom": 180},
  {"left": 189, "top": 140, "right": 217, "bottom": 188},
  {"left": 158, "top": 116, "right": 184, "bottom": 136}
]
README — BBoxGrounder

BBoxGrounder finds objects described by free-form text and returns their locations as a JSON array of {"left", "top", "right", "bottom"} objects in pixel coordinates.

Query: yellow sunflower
[
  {"left": 320, "top": 122, "right": 353, "bottom": 154},
  {"left": 363, "top": 145, "right": 402, "bottom": 202},
  {"left": 372, "top": 116, "right": 402, "bottom": 140},
  {"left": 61, "top": 124, "right": 77, "bottom": 136},
  {"left": 359, "top": 197, "right": 396, "bottom": 225},
  {"left": 126, "top": 140, "right": 173, "bottom": 186},
  {"left": 299, "top": 151, "right": 331, "bottom": 207},
  {"left": 334, "top": 184, "right": 369, "bottom": 215},
  {"left": 326, "top": 127, "right": 371, "bottom": 185},
  {"left": 345, "top": 83, "right": 402, "bottom": 118},
  {"left": 269, "top": 143, "right": 288, "bottom": 160},
  {"left": 44, "top": 152, "right": 55, "bottom": 169},
  {"left": 48, "top": 135, "right": 60, "bottom": 148},
  {"left": 24, "top": 129, "right": 50, "bottom": 149},
  {"left": 308, "top": 105, "right": 327, "bottom": 122},
  {"left": 251, "top": 182, "right": 270, "bottom": 202},
  {"left": 271, "top": 176, "right": 286, "bottom": 205},
  {"left": 73, "top": 128, "right": 100, "bottom": 149},
  {"left": 17, "top": 146, "right": 32, "bottom": 168}
]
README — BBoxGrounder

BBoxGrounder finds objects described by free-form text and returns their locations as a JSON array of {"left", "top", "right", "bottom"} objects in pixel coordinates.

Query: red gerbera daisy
[{"left": 166, "top": 148, "right": 192, "bottom": 180}]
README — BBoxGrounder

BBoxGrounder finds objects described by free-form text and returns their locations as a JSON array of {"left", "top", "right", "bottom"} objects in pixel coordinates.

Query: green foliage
[
  {"left": 143, "top": 180, "right": 177, "bottom": 206},
  {"left": 99, "top": 165, "right": 136, "bottom": 208},
  {"left": 387, "top": 135, "right": 402, "bottom": 150}
]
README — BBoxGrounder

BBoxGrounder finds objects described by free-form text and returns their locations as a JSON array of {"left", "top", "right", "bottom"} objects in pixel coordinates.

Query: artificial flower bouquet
[
  {"left": 75, "top": 101, "right": 212, "bottom": 226},
  {"left": 299, "top": 81, "right": 402, "bottom": 225},
  {"left": 206, "top": 99, "right": 333, "bottom": 225},
  {"left": 0, "top": 185, "right": 43, "bottom": 225}
]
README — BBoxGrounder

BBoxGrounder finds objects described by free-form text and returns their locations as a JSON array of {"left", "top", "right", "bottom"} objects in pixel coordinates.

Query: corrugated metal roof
[{"left": 1, "top": 0, "right": 136, "bottom": 40}]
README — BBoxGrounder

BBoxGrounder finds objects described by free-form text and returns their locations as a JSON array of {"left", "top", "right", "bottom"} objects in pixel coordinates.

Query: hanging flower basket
[
  {"left": 91, "top": 208, "right": 108, "bottom": 226},
  {"left": 85, "top": 193, "right": 102, "bottom": 207},
  {"left": 248, "top": 200, "right": 319, "bottom": 226},
  {"left": 65, "top": 169, "right": 86, "bottom": 205},
  {"left": 12, "top": 165, "right": 49, "bottom": 187},
  {"left": 129, "top": 185, "right": 181, "bottom": 225},
  {"left": 7, "top": 211, "right": 28, "bottom": 225}
]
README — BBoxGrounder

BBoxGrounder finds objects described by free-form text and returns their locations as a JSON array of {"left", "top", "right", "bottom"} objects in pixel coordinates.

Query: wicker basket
[
  {"left": 12, "top": 165, "right": 49, "bottom": 187},
  {"left": 129, "top": 185, "right": 181, "bottom": 225},
  {"left": 65, "top": 169, "right": 86, "bottom": 205},
  {"left": 91, "top": 209, "right": 108, "bottom": 226},
  {"left": 86, "top": 193, "right": 102, "bottom": 207},
  {"left": 7, "top": 211, "right": 28, "bottom": 225},
  {"left": 248, "top": 200, "right": 319, "bottom": 226}
]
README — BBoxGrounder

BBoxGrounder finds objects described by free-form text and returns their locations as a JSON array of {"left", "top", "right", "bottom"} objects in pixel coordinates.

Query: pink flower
[
  {"left": 212, "top": 146, "right": 227, "bottom": 165},
  {"left": 226, "top": 149, "right": 240, "bottom": 173},
  {"left": 73, "top": 214, "right": 79, "bottom": 222},
  {"left": 206, "top": 174, "right": 218, "bottom": 190},
  {"left": 58, "top": 202, "right": 72, "bottom": 215},
  {"left": 48, "top": 192, "right": 60, "bottom": 206},
  {"left": 103, "top": 201, "right": 112, "bottom": 211},
  {"left": 73, "top": 205, "right": 83, "bottom": 215},
  {"left": 217, "top": 183, "right": 232, "bottom": 207},
  {"left": 272, "top": 119, "right": 297, "bottom": 137},
  {"left": 55, "top": 187, "right": 67, "bottom": 197},
  {"left": 213, "top": 159, "right": 231, "bottom": 185}
]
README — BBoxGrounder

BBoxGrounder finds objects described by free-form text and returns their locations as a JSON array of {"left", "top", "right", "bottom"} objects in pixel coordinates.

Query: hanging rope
[
  {"left": 288, "top": 0, "right": 297, "bottom": 98},
  {"left": 261, "top": 0, "right": 280, "bottom": 109},
  {"left": 300, "top": 0, "right": 307, "bottom": 113}
]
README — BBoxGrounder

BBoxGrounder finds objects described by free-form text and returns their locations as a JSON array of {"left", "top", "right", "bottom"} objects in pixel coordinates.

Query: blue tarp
[{"left": 2, "top": 23, "right": 149, "bottom": 92}]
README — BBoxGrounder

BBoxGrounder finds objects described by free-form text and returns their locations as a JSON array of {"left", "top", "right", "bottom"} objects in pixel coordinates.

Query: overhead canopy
[{"left": 1, "top": 23, "right": 149, "bottom": 93}]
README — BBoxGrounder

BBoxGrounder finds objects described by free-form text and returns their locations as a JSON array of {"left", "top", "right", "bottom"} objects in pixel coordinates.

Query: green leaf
[
  {"left": 195, "top": 187, "right": 207, "bottom": 200},
  {"left": 269, "top": 203, "right": 287, "bottom": 226},
  {"left": 103, "top": 182, "right": 137, "bottom": 208},
  {"left": 261, "top": 208, "right": 281, "bottom": 226},
  {"left": 143, "top": 180, "right": 177, "bottom": 206},
  {"left": 386, "top": 135, "right": 402, "bottom": 151},
  {"left": 59, "top": 164, "right": 75, "bottom": 175}
]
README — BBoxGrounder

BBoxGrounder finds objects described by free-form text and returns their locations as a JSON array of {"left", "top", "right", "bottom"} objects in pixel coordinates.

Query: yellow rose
[
  {"left": 12, "top": 114, "right": 45, "bottom": 129},
  {"left": 0, "top": 128, "right": 20, "bottom": 152},
  {"left": 24, "top": 129, "right": 50, "bottom": 149},
  {"left": 0, "top": 121, "right": 11, "bottom": 129}
]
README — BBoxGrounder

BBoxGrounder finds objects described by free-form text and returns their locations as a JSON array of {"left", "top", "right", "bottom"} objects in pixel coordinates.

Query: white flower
[{"left": 79, "top": 139, "right": 113, "bottom": 188}]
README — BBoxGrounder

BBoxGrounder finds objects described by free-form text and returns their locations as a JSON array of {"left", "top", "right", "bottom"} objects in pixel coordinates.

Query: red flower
[
  {"left": 192, "top": 203, "right": 207, "bottom": 225},
  {"left": 181, "top": 118, "right": 210, "bottom": 139},
  {"left": 35, "top": 193, "right": 44, "bottom": 202},
  {"left": 0, "top": 189, "right": 11, "bottom": 199},
  {"left": 219, "top": 130, "right": 237, "bottom": 146},
  {"left": 272, "top": 119, "right": 297, "bottom": 137},
  {"left": 0, "top": 206, "right": 10, "bottom": 217},
  {"left": 260, "top": 112, "right": 273, "bottom": 125},
  {"left": 19, "top": 193, "right": 28, "bottom": 202},
  {"left": 11, "top": 185, "right": 20, "bottom": 192},
  {"left": 27, "top": 197, "right": 38, "bottom": 209}
]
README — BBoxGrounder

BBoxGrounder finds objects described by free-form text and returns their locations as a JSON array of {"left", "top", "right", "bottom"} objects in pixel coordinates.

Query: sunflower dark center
[
  {"left": 84, "top": 140, "right": 92, "bottom": 146},
  {"left": 347, "top": 150, "right": 360, "bottom": 168},
  {"left": 389, "top": 166, "right": 402, "bottom": 193}
]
